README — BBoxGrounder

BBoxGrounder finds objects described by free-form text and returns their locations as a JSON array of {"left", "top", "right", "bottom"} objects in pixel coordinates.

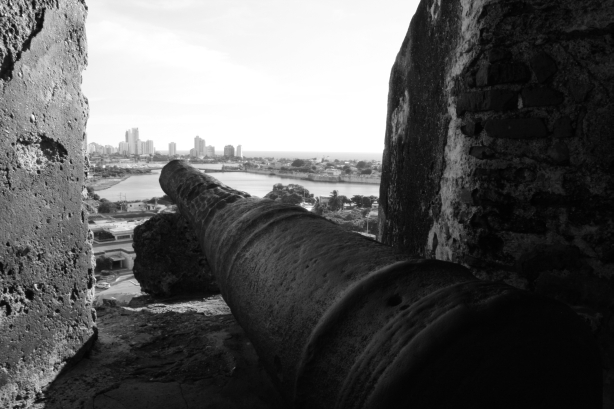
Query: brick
[
  {"left": 469, "top": 146, "right": 495, "bottom": 159},
  {"left": 484, "top": 118, "right": 548, "bottom": 139},
  {"left": 521, "top": 86, "right": 564, "bottom": 107},
  {"left": 553, "top": 116, "right": 573, "bottom": 138},
  {"left": 456, "top": 90, "right": 517, "bottom": 115},
  {"left": 476, "top": 63, "right": 531, "bottom": 86},
  {"left": 529, "top": 52, "right": 558, "bottom": 83},
  {"left": 460, "top": 119, "right": 483, "bottom": 136}
]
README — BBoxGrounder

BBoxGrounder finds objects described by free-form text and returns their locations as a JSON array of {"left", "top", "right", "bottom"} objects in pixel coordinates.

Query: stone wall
[
  {"left": 133, "top": 213, "right": 219, "bottom": 297},
  {"left": 379, "top": 0, "right": 614, "bottom": 405},
  {"left": 0, "top": 0, "right": 94, "bottom": 407}
]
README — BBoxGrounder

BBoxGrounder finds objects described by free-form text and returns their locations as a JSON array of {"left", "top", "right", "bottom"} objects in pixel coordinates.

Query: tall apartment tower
[
  {"left": 125, "top": 127, "right": 140, "bottom": 155},
  {"left": 144, "top": 140, "right": 155, "bottom": 155},
  {"left": 224, "top": 145, "right": 235, "bottom": 157},
  {"left": 169, "top": 142, "right": 176, "bottom": 156},
  {"left": 118, "top": 141, "right": 130, "bottom": 155},
  {"left": 205, "top": 145, "right": 215, "bottom": 157},
  {"left": 194, "top": 136, "right": 206, "bottom": 157},
  {"left": 236, "top": 144, "right": 243, "bottom": 158}
]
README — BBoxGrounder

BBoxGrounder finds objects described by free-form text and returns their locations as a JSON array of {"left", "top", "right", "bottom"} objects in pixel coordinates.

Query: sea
[{"left": 98, "top": 163, "right": 382, "bottom": 202}]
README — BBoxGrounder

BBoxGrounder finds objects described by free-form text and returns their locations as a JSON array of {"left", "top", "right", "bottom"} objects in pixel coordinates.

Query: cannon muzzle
[{"left": 160, "top": 160, "right": 601, "bottom": 409}]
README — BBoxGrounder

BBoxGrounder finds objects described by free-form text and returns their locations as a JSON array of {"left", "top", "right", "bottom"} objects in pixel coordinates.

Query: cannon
[{"left": 160, "top": 160, "right": 601, "bottom": 409}]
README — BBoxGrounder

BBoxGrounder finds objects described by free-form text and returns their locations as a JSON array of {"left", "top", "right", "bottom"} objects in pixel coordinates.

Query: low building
[{"left": 94, "top": 249, "right": 136, "bottom": 270}]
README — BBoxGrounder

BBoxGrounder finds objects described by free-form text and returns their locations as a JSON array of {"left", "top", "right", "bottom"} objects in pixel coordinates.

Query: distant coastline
[
  {"left": 243, "top": 169, "right": 380, "bottom": 185},
  {"left": 152, "top": 150, "right": 383, "bottom": 162}
]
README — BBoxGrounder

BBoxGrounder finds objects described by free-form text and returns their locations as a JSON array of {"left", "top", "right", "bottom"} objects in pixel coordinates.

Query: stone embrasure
[
  {"left": 133, "top": 213, "right": 219, "bottom": 297},
  {"left": 0, "top": 1, "right": 94, "bottom": 407},
  {"left": 379, "top": 0, "right": 614, "bottom": 405}
]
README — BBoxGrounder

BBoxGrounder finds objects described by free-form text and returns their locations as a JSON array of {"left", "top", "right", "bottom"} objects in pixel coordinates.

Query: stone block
[
  {"left": 460, "top": 119, "right": 483, "bottom": 136},
  {"left": 529, "top": 52, "right": 558, "bottom": 83},
  {"left": 484, "top": 117, "right": 548, "bottom": 139},
  {"left": 456, "top": 89, "right": 517, "bottom": 115},
  {"left": 521, "top": 86, "right": 564, "bottom": 107},
  {"left": 476, "top": 63, "right": 531, "bottom": 86},
  {"left": 553, "top": 116, "right": 574, "bottom": 138},
  {"left": 469, "top": 146, "right": 495, "bottom": 159},
  {"left": 132, "top": 213, "right": 219, "bottom": 297}
]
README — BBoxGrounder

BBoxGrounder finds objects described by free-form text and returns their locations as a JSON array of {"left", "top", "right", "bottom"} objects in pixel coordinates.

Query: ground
[{"left": 35, "top": 295, "right": 286, "bottom": 409}]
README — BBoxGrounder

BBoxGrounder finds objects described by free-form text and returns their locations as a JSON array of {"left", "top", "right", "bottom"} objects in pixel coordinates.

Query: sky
[{"left": 83, "top": 0, "right": 421, "bottom": 153}]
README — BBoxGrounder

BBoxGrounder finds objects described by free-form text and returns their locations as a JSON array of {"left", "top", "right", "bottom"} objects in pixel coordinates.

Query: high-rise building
[
  {"left": 189, "top": 148, "right": 198, "bottom": 157},
  {"left": 105, "top": 145, "right": 116, "bottom": 155},
  {"left": 194, "top": 136, "right": 206, "bottom": 156},
  {"left": 125, "top": 128, "right": 140, "bottom": 155},
  {"left": 224, "top": 145, "right": 235, "bottom": 157},
  {"left": 205, "top": 146, "right": 215, "bottom": 157},
  {"left": 87, "top": 142, "right": 100, "bottom": 154},
  {"left": 118, "top": 142, "right": 130, "bottom": 155},
  {"left": 144, "top": 140, "right": 155, "bottom": 155},
  {"left": 169, "top": 142, "right": 176, "bottom": 157},
  {"left": 236, "top": 145, "right": 243, "bottom": 158}
]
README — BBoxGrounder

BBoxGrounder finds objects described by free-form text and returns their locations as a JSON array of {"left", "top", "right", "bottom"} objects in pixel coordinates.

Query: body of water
[
  {"left": 99, "top": 164, "right": 381, "bottom": 202},
  {"left": 157, "top": 150, "right": 383, "bottom": 162}
]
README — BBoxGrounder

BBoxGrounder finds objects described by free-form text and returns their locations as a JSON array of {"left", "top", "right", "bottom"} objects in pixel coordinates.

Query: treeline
[{"left": 91, "top": 166, "right": 152, "bottom": 178}]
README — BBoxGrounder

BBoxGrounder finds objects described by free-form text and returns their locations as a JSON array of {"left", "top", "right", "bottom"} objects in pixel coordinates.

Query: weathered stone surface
[
  {"left": 456, "top": 89, "right": 517, "bottom": 115},
  {"left": 521, "top": 86, "right": 564, "bottom": 107},
  {"left": 132, "top": 213, "right": 218, "bottom": 297},
  {"left": 162, "top": 161, "right": 601, "bottom": 409},
  {"left": 476, "top": 62, "right": 531, "bottom": 86},
  {"left": 484, "top": 118, "right": 548, "bottom": 139},
  {"left": 380, "top": 0, "right": 614, "bottom": 405},
  {"left": 0, "top": 1, "right": 94, "bottom": 407}
]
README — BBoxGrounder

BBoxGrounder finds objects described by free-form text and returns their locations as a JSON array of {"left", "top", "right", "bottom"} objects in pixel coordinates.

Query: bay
[{"left": 98, "top": 164, "right": 381, "bottom": 201}]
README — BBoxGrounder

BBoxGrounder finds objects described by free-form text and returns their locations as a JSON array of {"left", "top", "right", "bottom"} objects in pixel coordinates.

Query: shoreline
[{"left": 87, "top": 173, "right": 151, "bottom": 191}]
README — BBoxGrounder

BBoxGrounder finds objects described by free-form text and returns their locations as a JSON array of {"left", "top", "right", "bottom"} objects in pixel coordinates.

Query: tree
[
  {"left": 330, "top": 190, "right": 338, "bottom": 198},
  {"left": 351, "top": 195, "right": 364, "bottom": 207},
  {"left": 344, "top": 168, "right": 352, "bottom": 175},
  {"left": 98, "top": 199, "right": 119, "bottom": 213},
  {"left": 361, "top": 169, "right": 372, "bottom": 175},
  {"left": 86, "top": 186, "right": 100, "bottom": 201},
  {"left": 356, "top": 161, "right": 368, "bottom": 169},
  {"left": 95, "top": 256, "right": 113, "bottom": 272},
  {"left": 329, "top": 194, "right": 350, "bottom": 211},
  {"left": 291, "top": 159, "right": 306, "bottom": 167},
  {"left": 362, "top": 196, "right": 372, "bottom": 208}
]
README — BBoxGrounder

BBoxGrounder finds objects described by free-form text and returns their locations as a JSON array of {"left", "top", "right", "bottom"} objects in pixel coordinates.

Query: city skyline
[{"left": 82, "top": 0, "right": 421, "bottom": 153}]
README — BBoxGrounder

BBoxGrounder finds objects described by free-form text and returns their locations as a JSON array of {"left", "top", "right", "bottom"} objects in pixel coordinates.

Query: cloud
[{"left": 83, "top": 19, "right": 280, "bottom": 105}]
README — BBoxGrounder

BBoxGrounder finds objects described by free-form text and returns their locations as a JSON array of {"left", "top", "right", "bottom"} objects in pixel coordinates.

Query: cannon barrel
[{"left": 160, "top": 160, "right": 601, "bottom": 409}]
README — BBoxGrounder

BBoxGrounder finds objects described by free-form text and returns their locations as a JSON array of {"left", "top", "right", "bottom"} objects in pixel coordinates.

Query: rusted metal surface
[{"left": 160, "top": 160, "right": 601, "bottom": 409}]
